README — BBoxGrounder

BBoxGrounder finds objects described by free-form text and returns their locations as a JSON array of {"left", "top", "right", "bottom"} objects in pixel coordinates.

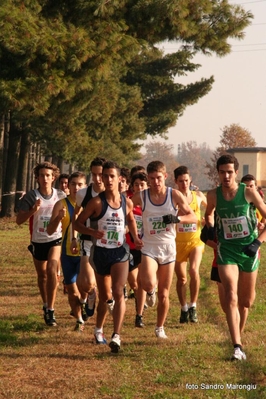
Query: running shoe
[
  {"left": 231, "top": 347, "right": 246, "bottom": 361},
  {"left": 129, "top": 289, "right": 135, "bottom": 299},
  {"left": 94, "top": 330, "right": 107, "bottom": 345},
  {"left": 155, "top": 326, "right": 168, "bottom": 339},
  {"left": 188, "top": 306, "right": 198, "bottom": 323},
  {"left": 135, "top": 315, "right": 144, "bottom": 328},
  {"left": 47, "top": 309, "right": 57, "bottom": 327},
  {"left": 43, "top": 306, "right": 49, "bottom": 325},
  {"left": 107, "top": 299, "right": 115, "bottom": 315},
  {"left": 109, "top": 333, "right": 121, "bottom": 353},
  {"left": 85, "top": 288, "right": 96, "bottom": 317},
  {"left": 180, "top": 310, "right": 189, "bottom": 324},
  {"left": 146, "top": 290, "right": 156, "bottom": 307},
  {"left": 81, "top": 303, "right": 89, "bottom": 322},
  {"left": 74, "top": 321, "right": 84, "bottom": 332}
]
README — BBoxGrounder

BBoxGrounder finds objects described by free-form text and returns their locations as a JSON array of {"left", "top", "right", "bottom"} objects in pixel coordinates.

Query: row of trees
[
  {"left": 0, "top": 1, "right": 253, "bottom": 216},
  {"left": 139, "top": 124, "right": 257, "bottom": 191}
]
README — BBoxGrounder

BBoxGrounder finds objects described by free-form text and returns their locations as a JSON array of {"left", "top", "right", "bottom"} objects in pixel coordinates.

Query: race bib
[
  {"left": 37, "top": 215, "right": 50, "bottom": 234},
  {"left": 98, "top": 225, "right": 124, "bottom": 248},
  {"left": 147, "top": 216, "right": 169, "bottom": 235},
  {"left": 177, "top": 223, "right": 197, "bottom": 233},
  {"left": 135, "top": 214, "right": 143, "bottom": 237},
  {"left": 222, "top": 216, "right": 250, "bottom": 240}
]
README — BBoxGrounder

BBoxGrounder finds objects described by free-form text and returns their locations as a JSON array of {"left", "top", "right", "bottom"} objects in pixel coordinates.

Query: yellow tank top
[
  {"left": 175, "top": 191, "right": 201, "bottom": 243},
  {"left": 61, "top": 197, "right": 80, "bottom": 256}
]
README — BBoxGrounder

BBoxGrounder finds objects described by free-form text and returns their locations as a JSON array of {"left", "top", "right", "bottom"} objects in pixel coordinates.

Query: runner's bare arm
[
  {"left": 47, "top": 200, "right": 66, "bottom": 235},
  {"left": 16, "top": 198, "right": 41, "bottom": 225},
  {"left": 74, "top": 197, "right": 104, "bottom": 239}
]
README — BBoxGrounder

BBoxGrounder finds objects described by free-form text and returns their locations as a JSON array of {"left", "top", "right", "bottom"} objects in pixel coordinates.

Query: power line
[
  {"left": 239, "top": 0, "right": 266, "bottom": 4},
  {"left": 232, "top": 42, "right": 266, "bottom": 46},
  {"left": 232, "top": 48, "right": 266, "bottom": 51}
]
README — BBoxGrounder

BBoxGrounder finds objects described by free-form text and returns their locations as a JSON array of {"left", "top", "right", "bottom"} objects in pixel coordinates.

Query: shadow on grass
[{"left": 0, "top": 316, "right": 46, "bottom": 347}]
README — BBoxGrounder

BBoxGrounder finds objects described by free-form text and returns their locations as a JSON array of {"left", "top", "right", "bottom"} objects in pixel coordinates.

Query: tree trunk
[
  {"left": 0, "top": 115, "right": 5, "bottom": 201},
  {"left": 0, "top": 121, "right": 21, "bottom": 218},
  {"left": 15, "top": 130, "right": 30, "bottom": 211}
]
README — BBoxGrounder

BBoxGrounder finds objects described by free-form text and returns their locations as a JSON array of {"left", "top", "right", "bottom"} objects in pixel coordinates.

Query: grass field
[{"left": 0, "top": 218, "right": 266, "bottom": 399}]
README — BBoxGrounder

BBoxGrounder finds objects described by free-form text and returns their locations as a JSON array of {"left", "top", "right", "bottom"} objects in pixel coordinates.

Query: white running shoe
[
  {"left": 107, "top": 299, "right": 115, "bottom": 315},
  {"left": 155, "top": 326, "right": 168, "bottom": 339},
  {"left": 109, "top": 333, "right": 121, "bottom": 353},
  {"left": 94, "top": 329, "right": 107, "bottom": 344},
  {"left": 146, "top": 290, "right": 156, "bottom": 307},
  {"left": 231, "top": 347, "right": 246, "bottom": 361}
]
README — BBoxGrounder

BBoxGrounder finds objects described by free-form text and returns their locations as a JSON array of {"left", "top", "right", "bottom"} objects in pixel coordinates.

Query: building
[{"left": 227, "top": 147, "right": 266, "bottom": 187}]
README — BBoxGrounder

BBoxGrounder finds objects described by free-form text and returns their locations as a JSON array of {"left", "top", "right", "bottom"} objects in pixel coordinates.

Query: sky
[{"left": 146, "top": 0, "right": 266, "bottom": 154}]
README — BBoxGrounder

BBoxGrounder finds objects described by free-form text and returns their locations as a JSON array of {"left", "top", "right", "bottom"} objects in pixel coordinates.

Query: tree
[
  {"left": 177, "top": 141, "right": 213, "bottom": 190},
  {"left": 138, "top": 141, "right": 179, "bottom": 187},
  {"left": 206, "top": 124, "right": 257, "bottom": 186},
  {"left": 0, "top": 1, "right": 253, "bottom": 216}
]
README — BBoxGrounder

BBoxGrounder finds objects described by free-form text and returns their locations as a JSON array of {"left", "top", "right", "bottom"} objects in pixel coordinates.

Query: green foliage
[
  {"left": 0, "top": 1, "right": 253, "bottom": 171},
  {"left": 206, "top": 124, "right": 257, "bottom": 185},
  {"left": 177, "top": 141, "right": 213, "bottom": 190}
]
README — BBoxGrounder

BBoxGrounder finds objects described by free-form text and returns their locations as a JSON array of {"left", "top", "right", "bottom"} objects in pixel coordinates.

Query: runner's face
[
  {"left": 119, "top": 177, "right": 128, "bottom": 193},
  {"left": 59, "top": 178, "right": 69, "bottom": 193},
  {"left": 102, "top": 168, "right": 119, "bottom": 191},
  {"left": 91, "top": 166, "right": 103, "bottom": 187},
  {"left": 132, "top": 179, "right": 147, "bottom": 193},
  {"left": 69, "top": 177, "right": 86, "bottom": 197},
  {"left": 175, "top": 174, "right": 191, "bottom": 193},
  {"left": 218, "top": 163, "right": 238, "bottom": 188},
  {"left": 37, "top": 168, "right": 55, "bottom": 190},
  {"left": 243, "top": 180, "right": 256, "bottom": 189},
  {"left": 148, "top": 171, "right": 167, "bottom": 191}
]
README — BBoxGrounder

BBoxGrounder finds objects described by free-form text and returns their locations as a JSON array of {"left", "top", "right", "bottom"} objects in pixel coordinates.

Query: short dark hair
[
  {"left": 241, "top": 174, "right": 256, "bottom": 183},
  {"left": 68, "top": 171, "right": 86, "bottom": 184},
  {"left": 120, "top": 167, "right": 131, "bottom": 183},
  {"left": 102, "top": 160, "right": 121, "bottom": 175},
  {"left": 174, "top": 166, "right": 190, "bottom": 179},
  {"left": 147, "top": 160, "right": 166, "bottom": 174},
  {"left": 130, "top": 165, "right": 146, "bottom": 178},
  {"left": 131, "top": 172, "right": 148, "bottom": 185},
  {"left": 59, "top": 173, "right": 69, "bottom": 182},
  {"left": 216, "top": 154, "right": 239, "bottom": 172},
  {"left": 90, "top": 157, "right": 106, "bottom": 169}
]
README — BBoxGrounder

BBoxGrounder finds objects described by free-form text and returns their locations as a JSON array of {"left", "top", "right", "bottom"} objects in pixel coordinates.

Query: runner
[
  {"left": 132, "top": 161, "right": 197, "bottom": 339},
  {"left": 173, "top": 166, "right": 207, "bottom": 323},
  {"left": 16, "top": 162, "right": 66, "bottom": 326},
  {"left": 74, "top": 161, "right": 143, "bottom": 353},
  {"left": 205, "top": 154, "right": 266, "bottom": 360}
]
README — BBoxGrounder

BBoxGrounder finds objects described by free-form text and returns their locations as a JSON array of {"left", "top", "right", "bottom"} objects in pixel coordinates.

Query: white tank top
[
  {"left": 91, "top": 193, "right": 126, "bottom": 249},
  {"left": 141, "top": 187, "right": 177, "bottom": 245},
  {"left": 31, "top": 189, "right": 65, "bottom": 243}
]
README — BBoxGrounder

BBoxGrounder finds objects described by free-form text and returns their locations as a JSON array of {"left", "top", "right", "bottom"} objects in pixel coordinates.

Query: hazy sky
[{"left": 150, "top": 0, "right": 266, "bottom": 154}]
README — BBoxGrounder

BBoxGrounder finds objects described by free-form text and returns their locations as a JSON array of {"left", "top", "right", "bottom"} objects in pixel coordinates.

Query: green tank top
[{"left": 215, "top": 183, "right": 258, "bottom": 246}]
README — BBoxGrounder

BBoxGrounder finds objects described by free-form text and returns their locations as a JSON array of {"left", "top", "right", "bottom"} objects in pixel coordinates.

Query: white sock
[{"left": 181, "top": 304, "right": 188, "bottom": 312}]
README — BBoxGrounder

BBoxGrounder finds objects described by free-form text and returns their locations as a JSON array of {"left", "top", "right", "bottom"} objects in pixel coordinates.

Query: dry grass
[{"left": 0, "top": 218, "right": 266, "bottom": 398}]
